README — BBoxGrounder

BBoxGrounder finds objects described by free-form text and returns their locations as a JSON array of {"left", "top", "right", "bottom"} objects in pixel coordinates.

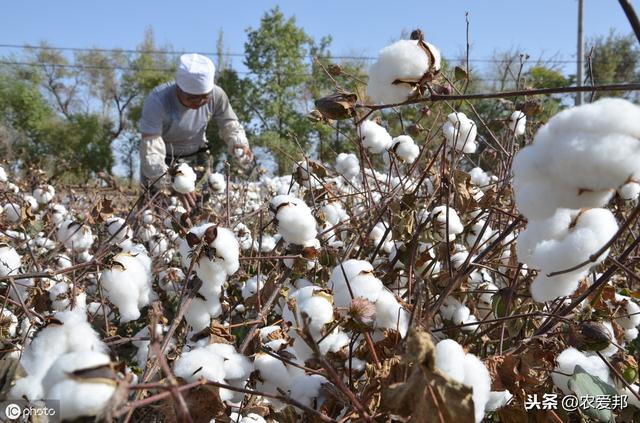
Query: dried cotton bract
[{"left": 367, "top": 39, "right": 441, "bottom": 104}]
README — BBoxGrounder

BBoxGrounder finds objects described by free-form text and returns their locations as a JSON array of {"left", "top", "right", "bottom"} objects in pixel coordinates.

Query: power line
[
  {"left": 0, "top": 42, "right": 583, "bottom": 64},
  {"left": 0, "top": 59, "right": 574, "bottom": 84}
]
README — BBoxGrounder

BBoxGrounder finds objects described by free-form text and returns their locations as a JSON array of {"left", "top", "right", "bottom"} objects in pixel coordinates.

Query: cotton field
[{"left": 1, "top": 34, "right": 640, "bottom": 423}]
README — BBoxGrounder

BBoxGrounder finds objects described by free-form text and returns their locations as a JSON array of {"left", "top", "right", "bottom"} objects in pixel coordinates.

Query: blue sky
[{"left": 1, "top": 0, "right": 637, "bottom": 78}]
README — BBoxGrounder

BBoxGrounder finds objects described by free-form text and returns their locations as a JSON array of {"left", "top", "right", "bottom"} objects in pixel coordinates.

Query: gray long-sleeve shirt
[{"left": 139, "top": 82, "right": 241, "bottom": 157}]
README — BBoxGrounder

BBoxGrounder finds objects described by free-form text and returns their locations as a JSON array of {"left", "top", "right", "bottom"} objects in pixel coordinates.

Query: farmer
[{"left": 139, "top": 53, "right": 253, "bottom": 210}]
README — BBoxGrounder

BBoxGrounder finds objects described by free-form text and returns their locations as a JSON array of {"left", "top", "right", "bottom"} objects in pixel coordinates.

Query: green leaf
[{"left": 567, "top": 365, "right": 618, "bottom": 422}]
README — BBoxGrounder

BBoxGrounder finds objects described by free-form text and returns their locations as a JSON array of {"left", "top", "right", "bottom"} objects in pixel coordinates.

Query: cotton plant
[
  {"left": 367, "top": 38, "right": 441, "bottom": 104},
  {"left": 442, "top": 112, "right": 478, "bottom": 153}
]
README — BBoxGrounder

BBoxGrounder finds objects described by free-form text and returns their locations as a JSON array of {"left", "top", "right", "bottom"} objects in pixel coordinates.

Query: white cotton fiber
[
  {"left": 208, "top": 172, "right": 226, "bottom": 193},
  {"left": 335, "top": 153, "right": 360, "bottom": 179},
  {"left": 508, "top": 111, "right": 526, "bottom": 137},
  {"left": 33, "top": 184, "right": 55, "bottom": 205},
  {"left": 57, "top": 219, "right": 94, "bottom": 252},
  {"left": 172, "top": 163, "right": 197, "bottom": 194},
  {"left": 359, "top": 120, "right": 393, "bottom": 154},
  {"left": 435, "top": 339, "right": 466, "bottom": 383},
  {"left": 367, "top": 39, "right": 440, "bottom": 104},
  {"left": 270, "top": 195, "right": 317, "bottom": 245},
  {"left": 430, "top": 205, "right": 464, "bottom": 240},
  {"left": 389, "top": 135, "right": 420, "bottom": 164},
  {"left": 443, "top": 112, "right": 477, "bottom": 153},
  {"left": 99, "top": 252, "right": 152, "bottom": 323},
  {"left": 469, "top": 167, "right": 491, "bottom": 188},
  {"left": 552, "top": 347, "right": 612, "bottom": 394},
  {"left": 0, "top": 244, "right": 21, "bottom": 276},
  {"left": 513, "top": 98, "right": 640, "bottom": 220},
  {"left": 518, "top": 208, "right": 618, "bottom": 302}
]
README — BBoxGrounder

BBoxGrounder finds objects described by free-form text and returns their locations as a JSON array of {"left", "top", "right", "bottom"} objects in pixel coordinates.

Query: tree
[
  {"left": 588, "top": 30, "right": 640, "bottom": 99},
  {"left": 243, "top": 7, "right": 317, "bottom": 173}
]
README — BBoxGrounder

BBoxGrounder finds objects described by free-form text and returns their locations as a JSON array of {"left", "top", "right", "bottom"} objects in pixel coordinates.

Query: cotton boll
[
  {"left": 443, "top": 112, "right": 477, "bottom": 153},
  {"left": 486, "top": 390, "right": 514, "bottom": 412},
  {"left": 618, "top": 180, "right": 640, "bottom": 201},
  {"left": 99, "top": 252, "right": 152, "bottom": 323},
  {"left": 367, "top": 39, "right": 440, "bottom": 104},
  {"left": 173, "top": 346, "right": 225, "bottom": 383},
  {"left": 207, "top": 172, "right": 226, "bottom": 194},
  {"left": 389, "top": 135, "right": 420, "bottom": 164},
  {"left": 139, "top": 223, "right": 157, "bottom": 243},
  {"left": 359, "top": 120, "right": 393, "bottom": 154},
  {"left": 0, "top": 309, "right": 18, "bottom": 344},
  {"left": 172, "top": 163, "right": 197, "bottom": 194},
  {"left": 3, "top": 202, "right": 21, "bottom": 223},
  {"left": 321, "top": 201, "right": 349, "bottom": 226},
  {"left": 269, "top": 195, "right": 317, "bottom": 245},
  {"left": 525, "top": 208, "right": 618, "bottom": 302},
  {"left": 179, "top": 223, "right": 240, "bottom": 277},
  {"left": 23, "top": 195, "right": 38, "bottom": 212},
  {"left": 430, "top": 205, "right": 464, "bottom": 240},
  {"left": 33, "top": 184, "right": 55, "bottom": 205},
  {"left": 0, "top": 166, "right": 6, "bottom": 182},
  {"left": 508, "top": 111, "right": 526, "bottom": 137},
  {"left": 625, "top": 328, "right": 639, "bottom": 342},
  {"left": 291, "top": 292, "right": 335, "bottom": 338},
  {"left": 43, "top": 351, "right": 116, "bottom": 421},
  {"left": 289, "top": 374, "right": 328, "bottom": 408},
  {"left": 254, "top": 352, "right": 293, "bottom": 388},
  {"left": 552, "top": 347, "right": 613, "bottom": 394},
  {"left": 469, "top": 167, "right": 491, "bottom": 188},
  {"left": 335, "top": 153, "right": 360, "bottom": 179},
  {"left": 0, "top": 244, "right": 21, "bottom": 276},
  {"left": 434, "top": 339, "right": 466, "bottom": 383},
  {"left": 374, "top": 289, "right": 409, "bottom": 336},
  {"left": 463, "top": 354, "right": 492, "bottom": 423},
  {"left": 57, "top": 219, "right": 94, "bottom": 252},
  {"left": 613, "top": 294, "right": 640, "bottom": 330},
  {"left": 184, "top": 296, "right": 216, "bottom": 333}
]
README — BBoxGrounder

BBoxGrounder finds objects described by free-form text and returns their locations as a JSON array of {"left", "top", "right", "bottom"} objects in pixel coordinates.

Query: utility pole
[{"left": 576, "top": 0, "right": 584, "bottom": 105}]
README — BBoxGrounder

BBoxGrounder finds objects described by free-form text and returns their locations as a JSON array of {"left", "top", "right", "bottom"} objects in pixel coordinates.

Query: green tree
[
  {"left": 243, "top": 7, "right": 317, "bottom": 173},
  {"left": 588, "top": 30, "right": 640, "bottom": 99}
]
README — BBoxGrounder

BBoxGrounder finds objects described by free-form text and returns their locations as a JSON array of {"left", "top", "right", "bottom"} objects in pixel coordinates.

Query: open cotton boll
[
  {"left": 172, "top": 163, "right": 197, "bottom": 194},
  {"left": 463, "top": 354, "right": 492, "bottom": 423},
  {"left": 443, "top": 112, "right": 477, "bottom": 153},
  {"left": 0, "top": 165, "right": 6, "bottom": 182},
  {"left": 139, "top": 223, "right": 157, "bottom": 243},
  {"left": 179, "top": 223, "right": 240, "bottom": 278},
  {"left": 3, "top": 202, "right": 21, "bottom": 223},
  {"left": 9, "top": 309, "right": 106, "bottom": 401},
  {"left": 321, "top": 201, "right": 349, "bottom": 226},
  {"left": 508, "top": 111, "right": 526, "bottom": 136},
  {"left": 254, "top": 352, "right": 294, "bottom": 389},
  {"left": 430, "top": 205, "right": 464, "bottom": 240},
  {"left": 523, "top": 208, "right": 618, "bottom": 302},
  {"left": 469, "top": 167, "right": 492, "bottom": 188},
  {"left": 294, "top": 161, "right": 323, "bottom": 190},
  {"left": 0, "top": 244, "right": 21, "bottom": 276},
  {"left": 231, "top": 413, "right": 267, "bottom": 423},
  {"left": 618, "top": 180, "right": 640, "bottom": 201},
  {"left": 335, "top": 153, "right": 360, "bottom": 179},
  {"left": 173, "top": 345, "right": 226, "bottom": 383},
  {"left": 374, "top": 289, "right": 409, "bottom": 336},
  {"left": 99, "top": 252, "right": 152, "bottom": 323},
  {"left": 42, "top": 351, "right": 116, "bottom": 421},
  {"left": 289, "top": 374, "right": 328, "bottom": 408},
  {"left": 270, "top": 195, "right": 317, "bottom": 245},
  {"left": 23, "top": 195, "right": 38, "bottom": 212},
  {"left": 435, "top": 339, "right": 466, "bottom": 383},
  {"left": 486, "top": 390, "right": 514, "bottom": 412},
  {"left": 359, "top": 120, "right": 393, "bottom": 154},
  {"left": 612, "top": 294, "right": 640, "bottom": 330},
  {"left": 57, "top": 220, "right": 94, "bottom": 252},
  {"left": 389, "top": 135, "right": 420, "bottom": 164},
  {"left": 207, "top": 172, "right": 226, "bottom": 193},
  {"left": 33, "top": 184, "right": 55, "bottom": 205},
  {"left": 552, "top": 347, "right": 613, "bottom": 394},
  {"left": 332, "top": 272, "right": 384, "bottom": 308},
  {"left": 367, "top": 39, "right": 440, "bottom": 104},
  {"left": 286, "top": 290, "right": 335, "bottom": 339},
  {"left": 329, "top": 259, "right": 374, "bottom": 291}
]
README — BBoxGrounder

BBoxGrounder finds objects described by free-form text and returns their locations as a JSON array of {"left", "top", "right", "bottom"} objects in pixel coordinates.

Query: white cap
[{"left": 176, "top": 53, "right": 215, "bottom": 95}]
